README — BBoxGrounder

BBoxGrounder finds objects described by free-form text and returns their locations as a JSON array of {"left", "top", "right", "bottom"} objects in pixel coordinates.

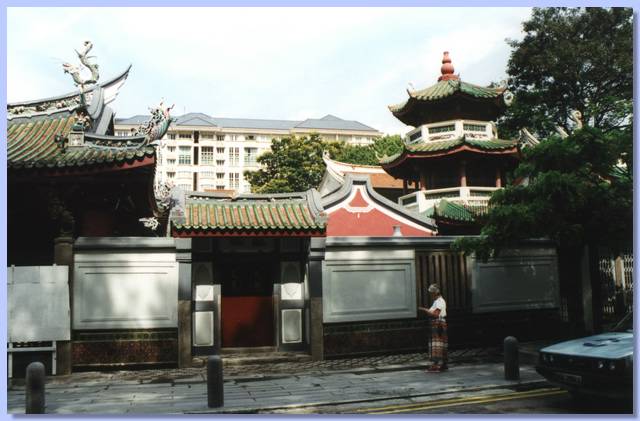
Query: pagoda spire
[{"left": 438, "top": 51, "right": 459, "bottom": 82}]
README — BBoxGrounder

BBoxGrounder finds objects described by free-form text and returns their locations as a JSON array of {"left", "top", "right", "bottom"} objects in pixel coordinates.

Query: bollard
[
  {"left": 207, "top": 355, "right": 224, "bottom": 408},
  {"left": 504, "top": 336, "right": 520, "bottom": 380},
  {"left": 25, "top": 362, "right": 45, "bottom": 414}
]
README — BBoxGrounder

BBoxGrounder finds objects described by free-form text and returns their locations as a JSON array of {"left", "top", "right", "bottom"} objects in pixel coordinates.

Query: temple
[
  {"left": 7, "top": 42, "right": 173, "bottom": 265},
  {"left": 383, "top": 51, "right": 520, "bottom": 234}
]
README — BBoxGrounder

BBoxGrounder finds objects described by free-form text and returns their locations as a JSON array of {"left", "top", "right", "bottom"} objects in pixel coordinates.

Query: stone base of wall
[
  {"left": 323, "top": 319, "right": 429, "bottom": 358},
  {"left": 447, "top": 310, "right": 565, "bottom": 348},
  {"left": 322, "top": 310, "right": 564, "bottom": 359},
  {"left": 72, "top": 329, "right": 178, "bottom": 368}
]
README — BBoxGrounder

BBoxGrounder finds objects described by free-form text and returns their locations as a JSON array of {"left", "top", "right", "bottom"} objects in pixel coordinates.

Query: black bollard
[
  {"left": 207, "top": 355, "right": 224, "bottom": 408},
  {"left": 504, "top": 336, "right": 520, "bottom": 380},
  {"left": 25, "top": 362, "right": 45, "bottom": 414}
]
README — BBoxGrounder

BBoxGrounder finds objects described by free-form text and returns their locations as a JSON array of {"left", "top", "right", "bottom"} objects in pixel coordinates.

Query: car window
[{"left": 612, "top": 312, "right": 633, "bottom": 333}]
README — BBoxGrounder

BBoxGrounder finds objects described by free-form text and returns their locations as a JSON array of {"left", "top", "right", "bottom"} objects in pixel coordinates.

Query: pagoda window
[
  {"left": 463, "top": 123, "right": 487, "bottom": 132},
  {"left": 428, "top": 124, "right": 455, "bottom": 134},
  {"left": 408, "top": 131, "right": 423, "bottom": 143},
  {"left": 466, "top": 162, "right": 498, "bottom": 187},
  {"left": 178, "top": 146, "right": 192, "bottom": 164},
  {"left": 201, "top": 147, "right": 215, "bottom": 165},
  {"left": 431, "top": 168, "right": 459, "bottom": 189}
]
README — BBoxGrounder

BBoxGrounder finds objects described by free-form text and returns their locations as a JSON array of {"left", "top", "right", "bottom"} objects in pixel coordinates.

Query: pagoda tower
[{"left": 381, "top": 51, "right": 520, "bottom": 234}]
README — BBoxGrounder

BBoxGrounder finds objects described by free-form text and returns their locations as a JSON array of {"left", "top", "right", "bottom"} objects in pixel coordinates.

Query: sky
[{"left": 7, "top": 7, "right": 533, "bottom": 135}]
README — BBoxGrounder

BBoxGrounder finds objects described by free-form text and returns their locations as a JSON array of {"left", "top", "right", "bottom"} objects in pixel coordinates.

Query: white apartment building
[{"left": 114, "top": 113, "right": 382, "bottom": 193}]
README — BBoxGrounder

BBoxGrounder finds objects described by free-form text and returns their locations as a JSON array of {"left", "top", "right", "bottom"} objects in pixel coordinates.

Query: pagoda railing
[{"left": 399, "top": 186, "right": 499, "bottom": 213}]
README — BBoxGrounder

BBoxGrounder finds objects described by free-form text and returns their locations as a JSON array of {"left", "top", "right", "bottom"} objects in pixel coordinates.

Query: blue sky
[{"left": 7, "top": 7, "right": 532, "bottom": 135}]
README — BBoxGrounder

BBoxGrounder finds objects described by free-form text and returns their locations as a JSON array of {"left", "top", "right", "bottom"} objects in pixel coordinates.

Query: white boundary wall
[
  {"left": 74, "top": 251, "right": 178, "bottom": 330},
  {"left": 8, "top": 265, "right": 71, "bottom": 342}
]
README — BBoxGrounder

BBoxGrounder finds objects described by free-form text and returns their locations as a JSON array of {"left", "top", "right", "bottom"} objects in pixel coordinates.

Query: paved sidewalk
[{"left": 7, "top": 348, "right": 547, "bottom": 414}]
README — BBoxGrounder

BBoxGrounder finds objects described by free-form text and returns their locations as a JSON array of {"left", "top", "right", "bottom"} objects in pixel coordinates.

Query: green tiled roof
[
  {"left": 389, "top": 80, "right": 503, "bottom": 112},
  {"left": 380, "top": 137, "right": 518, "bottom": 164},
  {"left": 173, "top": 196, "right": 326, "bottom": 235},
  {"left": 7, "top": 115, "right": 156, "bottom": 171},
  {"left": 423, "top": 199, "right": 487, "bottom": 223}
]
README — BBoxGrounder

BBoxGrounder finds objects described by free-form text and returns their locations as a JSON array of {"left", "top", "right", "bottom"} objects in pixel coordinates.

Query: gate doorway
[{"left": 218, "top": 261, "right": 276, "bottom": 348}]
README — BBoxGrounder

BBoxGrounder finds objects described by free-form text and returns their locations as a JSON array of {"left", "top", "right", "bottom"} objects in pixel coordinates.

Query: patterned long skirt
[{"left": 429, "top": 319, "right": 448, "bottom": 365}]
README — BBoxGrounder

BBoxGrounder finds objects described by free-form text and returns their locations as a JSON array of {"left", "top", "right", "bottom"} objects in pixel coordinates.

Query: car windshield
[{"left": 612, "top": 312, "right": 633, "bottom": 333}]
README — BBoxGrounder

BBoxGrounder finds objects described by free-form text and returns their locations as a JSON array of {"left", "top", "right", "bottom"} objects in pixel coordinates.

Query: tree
[
  {"left": 499, "top": 8, "right": 633, "bottom": 139},
  {"left": 244, "top": 134, "right": 344, "bottom": 193},
  {"left": 245, "top": 134, "right": 405, "bottom": 193},
  {"left": 332, "top": 135, "right": 404, "bottom": 166},
  {"left": 455, "top": 127, "right": 632, "bottom": 260}
]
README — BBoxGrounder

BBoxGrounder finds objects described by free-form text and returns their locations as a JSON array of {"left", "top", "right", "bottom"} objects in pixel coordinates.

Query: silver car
[{"left": 535, "top": 312, "right": 633, "bottom": 401}]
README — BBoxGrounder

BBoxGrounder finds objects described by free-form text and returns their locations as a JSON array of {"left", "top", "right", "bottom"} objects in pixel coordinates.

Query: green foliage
[
  {"left": 245, "top": 134, "right": 404, "bottom": 193},
  {"left": 454, "top": 127, "right": 632, "bottom": 261},
  {"left": 244, "top": 134, "right": 334, "bottom": 193},
  {"left": 333, "top": 135, "right": 404, "bottom": 166},
  {"left": 499, "top": 7, "right": 633, "bottom": 139}
]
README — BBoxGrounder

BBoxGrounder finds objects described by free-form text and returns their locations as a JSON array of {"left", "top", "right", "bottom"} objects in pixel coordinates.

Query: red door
[{"left": 221, "top": 296, "right": 274, "bottom": 347}]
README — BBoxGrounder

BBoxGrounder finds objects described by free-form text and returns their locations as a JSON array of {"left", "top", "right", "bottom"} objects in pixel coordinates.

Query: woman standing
[{"left": 419, "top": 284, "right": 448, "bottom": 372}]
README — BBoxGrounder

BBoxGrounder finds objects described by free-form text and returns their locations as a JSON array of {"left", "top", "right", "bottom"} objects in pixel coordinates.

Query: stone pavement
[{"left": 7, "top": 346, "right": 550, "bottom": 414}]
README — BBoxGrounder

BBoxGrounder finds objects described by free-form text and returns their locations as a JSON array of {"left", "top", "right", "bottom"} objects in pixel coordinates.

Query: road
[{"left": 262, "top": 384, "right": 633, "bottom": 415}]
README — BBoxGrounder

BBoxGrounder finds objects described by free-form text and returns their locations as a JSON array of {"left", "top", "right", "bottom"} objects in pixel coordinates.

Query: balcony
[
  {"left": 405, "top": 119, "right": 494, "bottom": 144},
  {"left": 398, "top": 186, "right": 499, "bottom": 213}
]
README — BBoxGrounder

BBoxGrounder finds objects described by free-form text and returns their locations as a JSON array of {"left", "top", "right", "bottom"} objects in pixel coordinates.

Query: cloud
[{"left": 7, "top": 7, "right": 532, "bottom": 137}]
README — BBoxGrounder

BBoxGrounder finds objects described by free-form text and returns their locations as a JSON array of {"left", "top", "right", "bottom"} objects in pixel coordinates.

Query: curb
[{"left": 187, "top": 379, "right": 551, "bottom": 414}]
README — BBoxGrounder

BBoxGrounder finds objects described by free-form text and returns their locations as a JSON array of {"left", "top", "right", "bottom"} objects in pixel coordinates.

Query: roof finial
[{"left": 438, "top": 51, "right": 458, "bottom": 82}]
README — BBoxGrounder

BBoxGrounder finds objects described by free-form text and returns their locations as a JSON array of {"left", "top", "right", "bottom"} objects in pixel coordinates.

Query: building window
[
  {"left": 429, "top": 124, "right": 456, "bottom": 134},
  {"left": 463, "top": 123, "right": 487, "bottom": 132},
  {"left": 244, "top": 147, "right": 258, "bottom": 165},
  {"left": 166, "top": 172, "right": 175, "bottom": 179},
  {"left": 216, "top": 185, "right": 225, "bottom": 190},
  {"left": 216, "top": 173, "right": 225, "bottom": 180},
  {"left": 201, "top": 146, "right": 215, "bottom": 165},
  {"left": 200, "top": 184, "right": 216, "bottom": 191},
  {"left": 178, "top": 171, "right": 191, "bottom": 178},
  {"left": 246, "top": 134, "right": 255, "bottom": 141},
  {"left": 201, "top": 133, "right": 214, "bottom": 140},
  {"left": 216, "top": 147, "right": 225, "bottom": 154},
  {"left": 167, "top": 146, "right": 176, "bottom": 153},
  {"left": 231, "top": 135, "right": 238, "bottom": 141},
  {"left": 179, "top": 133, "right": 192, "bottom": 139},
  {"left": 216, "top": 159, "right": 225, "bottom": 166},
  {"left": 216, "top": 135, "right": 225, "bottom": 141},
  {"left": 178, "top": 183, "right": 192, "bottom": 191},
  {"left": 229, "top": 147, "right": 240, "bottom": 166},
  {"left": 168, "top": 133, "right": 177, "bottom": 140},
  {"left": 167, "top": 158, "right": 176, "bottom": 165},
  {"left": 230, "top": 173, "right": 240, "bottom": 189},
  {"left": 200, "top": 171, "right": 215, "bottom": 178},
  {"left": 178, "top": 146, "right": 192, "bottom": 164}
]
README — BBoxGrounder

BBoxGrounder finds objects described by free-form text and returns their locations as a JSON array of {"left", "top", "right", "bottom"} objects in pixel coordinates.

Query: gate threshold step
[{"left": 192, "top": 348, "right": 311, "bottom": 367}]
